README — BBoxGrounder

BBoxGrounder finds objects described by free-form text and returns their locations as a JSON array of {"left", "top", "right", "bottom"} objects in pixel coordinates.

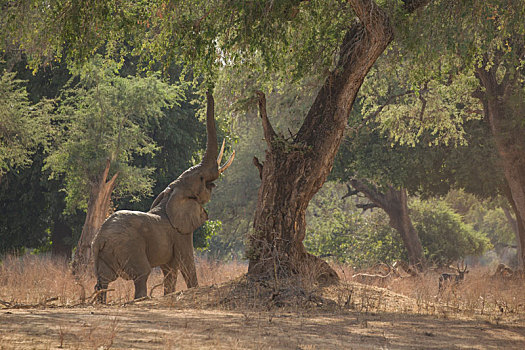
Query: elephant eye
[{"left": 200, "top": 176, "right": 204, "bottom": 181}]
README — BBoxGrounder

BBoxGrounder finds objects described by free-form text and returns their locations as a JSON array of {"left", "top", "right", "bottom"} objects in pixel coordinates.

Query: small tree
[
  {"left": 45, "top": 57, "right": 184, "bottom": 270},
  {"left": 0, "top": 69, "right": 52, "bottom": 181}
]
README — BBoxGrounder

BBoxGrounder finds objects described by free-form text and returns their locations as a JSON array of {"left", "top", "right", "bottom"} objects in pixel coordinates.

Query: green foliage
[
  {"left": 0, "top": 58, "right": 84, "bottom": 255},
  {"left": 395, "top": 0, "right": 525, "bottom": 83},
  {"left": 1, "top": 0, "right": 356, "bottom": 86},
  {"left": 44, "top": 56, "right": 184, "bottom": 212},
  {"left": 445, "top": 190, "right": 515, "bottom": 248},
  {"left": 194, "top": 220, "right": 223, "bottom": 252},
  {"left": 0, "top": 151, "right": 50, "bottom": 253},
  {"left": 410, "top": 198, "right": 492, "bottom": 265},
  {"left": 305, "top": 183, "right": 406, "bottom": 267},
  {"left": 357, "top": 61, "right": 482, "bottom": 147},
  {"left": 0, "top": 69, "right": 53, "bottom": 177},
  {"left": 305, "top": 184, "right": 492, "bottom": 267}
]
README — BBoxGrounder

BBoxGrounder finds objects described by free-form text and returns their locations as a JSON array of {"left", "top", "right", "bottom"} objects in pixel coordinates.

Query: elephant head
[{"left": 150, "top": 92, "right": 234, "bottom": 234}]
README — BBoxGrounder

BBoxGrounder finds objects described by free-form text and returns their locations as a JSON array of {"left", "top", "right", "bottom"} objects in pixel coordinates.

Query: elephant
[{"left": 91, "top": 92, "right": 234, "bottom": 303}]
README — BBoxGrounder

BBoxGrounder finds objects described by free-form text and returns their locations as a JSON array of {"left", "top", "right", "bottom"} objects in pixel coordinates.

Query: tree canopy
[{"left": 0, "top": 69, "right": 53, "bottom": 179}]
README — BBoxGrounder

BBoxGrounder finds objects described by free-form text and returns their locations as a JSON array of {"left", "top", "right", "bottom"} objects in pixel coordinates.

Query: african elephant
[{"left": 91, "top": 92, "right": 234, "bottom": 302}]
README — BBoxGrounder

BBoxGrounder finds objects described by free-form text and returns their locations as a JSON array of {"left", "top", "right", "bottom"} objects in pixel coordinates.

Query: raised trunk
[
  {"left": 350, "top": 180, "right": 425, "bottom": 268},
  {"left": 248, "top": 0, "right": 396, "bottom": 282},
  {"left": 475, "top": 60, "right": 525, "bottom": 270},
  {"left": 72, "top": 160, "right": 118, "bottom": 273},
  {"left": 201, "top": 91, "right": 219, "bottom": 168}
]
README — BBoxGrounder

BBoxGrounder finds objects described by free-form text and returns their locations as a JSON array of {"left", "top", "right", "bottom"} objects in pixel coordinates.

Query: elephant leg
[
  {"left": 161, "top": 264, "right": 178, "bottom": 295},
  {"left": 179, "top": 251, "right": 198, "bottom": 288},
  {"left": 125, "top": 255, "right": 151, "bottom": 299},
  {"left": 175, "top": 233, "right": 199, "bottom": 288},
  {"left": 94, "top": 280, "right": 109, "bottom": 304},
  {"left": 133, "top": 273, "right": 150, "bottom": 299},
  {"left": 94, "top": 256, "right": 117, "bottom": 304}
]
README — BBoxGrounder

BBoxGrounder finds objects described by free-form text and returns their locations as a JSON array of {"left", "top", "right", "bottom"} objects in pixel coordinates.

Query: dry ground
[{"left": 1, "top": 255, "right": 525, "bottom": 349}]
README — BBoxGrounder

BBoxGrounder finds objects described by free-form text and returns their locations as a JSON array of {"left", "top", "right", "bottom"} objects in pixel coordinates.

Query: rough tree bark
[
  {"left": 248, "top": 0, "right": 430, "bottom": 282},
  {"left": 503, "top": 184, "right": 525, "bottom": 269},
  {"left": 348, "top": 180, "right": 425, "bottom": 269},
  {"left": 72, "top": 159, "right": 118, "bottom": 272},
  {"left": 474, "top": 55, "right": 525, "bottom": 270}
]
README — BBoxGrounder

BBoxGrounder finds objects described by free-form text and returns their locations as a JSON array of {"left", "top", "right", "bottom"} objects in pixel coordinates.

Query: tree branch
[
  {"left": 350, "top": 178, "right": 389, "bottom": 209},
  {"left": 106, "top": 171, "right": 119, "bottom": 188},
  {"left": 253, "top": 156, "right": 263, "bottom": 179},
  {"left": 418, "top": 86, "right": 427, "bottom": 122},
  {"left": 356, "top": 202, "right": 378, "bottom": 212},
  {"left": 401, "top": 0, "right": 432, "bottom": 13},
  {"left": 341, "top": 183, "right": 359, "bottom": 199},
  {"left": 256, "top": 91, "right": 276, "bottom": 150},
  {"left": 101, "top": 158, "right": 111, "bottom": 183}
]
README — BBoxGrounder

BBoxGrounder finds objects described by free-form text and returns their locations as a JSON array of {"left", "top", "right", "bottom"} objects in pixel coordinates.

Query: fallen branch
[
  {"left": 149, "top": 281, "right": 164, "bottom": 297},
  {"left": 0, "top": 296, "right": 60, "bottom": 309},
  {"left": 122, "top": 296, "right": 150, "bottom": 306},
  {"left": 88, "top": 288, "right": 115, "bottom": 304}
]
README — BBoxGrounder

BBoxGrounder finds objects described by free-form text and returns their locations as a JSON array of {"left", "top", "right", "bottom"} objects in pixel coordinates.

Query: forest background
[{"left": 0, "top": 0, "right": 523, "bottom": 272}]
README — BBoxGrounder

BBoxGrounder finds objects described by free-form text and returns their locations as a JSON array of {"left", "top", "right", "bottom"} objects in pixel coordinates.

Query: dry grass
[
  {"left": 331, "top": 263, "right": 525, "bottom": 322},
  {"left": 1, "top": 253, "right": 524, "bottom": 322},
  {"left": 1, "top": 255, "right": 525, "bottom": 349},
  {"left": 0, "top": 254, "right": 247, "bottom": 306}
]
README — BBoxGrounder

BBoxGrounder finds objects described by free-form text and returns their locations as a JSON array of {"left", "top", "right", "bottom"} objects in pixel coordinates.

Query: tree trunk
[
  {"left": 503, "top": 184, "right": 525, "bottom": 269},
  {"left": 475, "top": 59, "right": 525, "bottom": 270},
  {"left": 350, "top": 180, "right": 425, "bottom": 269},
  {"left": 72, "top": 159, "right": 118, "bottom": 273},
  {"left": 248, "top": 0, "right": 396, "bottom": 283}
]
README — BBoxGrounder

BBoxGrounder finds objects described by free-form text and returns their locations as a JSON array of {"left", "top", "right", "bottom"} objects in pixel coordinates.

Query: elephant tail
[
  {"left": 92, "top": 240, "right": 118, "bottom": 284},
  {"left": 91, "top": 238, "right": 103, "bottom": 275}
]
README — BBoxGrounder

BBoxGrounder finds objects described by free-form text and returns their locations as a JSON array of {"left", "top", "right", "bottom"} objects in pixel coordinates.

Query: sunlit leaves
[
  {"left": 358, "top": 57, "right": 482, "bottom": 147},
  {"left": 44, "top": 56, "right": 185, "bottom": 212},
  {"left": 1, "top": 0, "right": 355, "bottom": 88},
  {"left": 0, "top": 69, "right": 53, "bottom": 177},
  {"left": 395, "top": 0, "right": 525, "bottom": 82}
]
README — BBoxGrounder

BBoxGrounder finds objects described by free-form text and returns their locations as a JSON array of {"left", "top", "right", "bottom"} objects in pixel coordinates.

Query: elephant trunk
[{"left": 201, "top": 91, "right": 219, "bottom": 173}]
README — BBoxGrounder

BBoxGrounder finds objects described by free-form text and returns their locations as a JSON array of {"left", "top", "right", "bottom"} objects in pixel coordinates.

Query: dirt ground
[
  {"left": 1, "top": 279, "right": 525, "bottom": 349},
  {"left": 2, "top": 305, "right": 525, "bottom": 349}
]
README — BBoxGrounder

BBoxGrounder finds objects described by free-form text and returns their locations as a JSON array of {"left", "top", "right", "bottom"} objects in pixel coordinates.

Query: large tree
[
  {"left": 246, "top": 1, "right": 433, "bottom": 280},
  {"left": 1, "top": 0, "right": 431, "bottom": 280},
  {"left": 378, "top": 0, "right": 525, "bottom": 268}
]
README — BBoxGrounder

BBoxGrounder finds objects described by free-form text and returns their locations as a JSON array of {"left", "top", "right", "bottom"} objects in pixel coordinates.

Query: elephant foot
[{"left": 94, "top": 281, "right": 108, "bottom": 304}]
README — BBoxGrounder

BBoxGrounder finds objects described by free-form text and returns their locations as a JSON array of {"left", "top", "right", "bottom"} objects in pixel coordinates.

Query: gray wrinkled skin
[
  {"left": 91, "top": 92, "right": 226, "bottom": 303},
  {"left": 91, "top": 178, "right": 210, "bottom": 302}
]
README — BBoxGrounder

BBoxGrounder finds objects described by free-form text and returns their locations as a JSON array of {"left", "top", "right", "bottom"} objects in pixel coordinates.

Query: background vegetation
[{"left": 0, "top": 0, "right": 521, "bottom": 271}]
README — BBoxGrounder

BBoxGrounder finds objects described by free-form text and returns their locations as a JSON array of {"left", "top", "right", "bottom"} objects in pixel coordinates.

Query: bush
[
  {"left": 194, "top": 220, "right": 222, "bottom": 252},
  {"left": 305, "top": 183, "right": 492, "bottom": 267},
  {"left": 305, "top": 183, "right": 406, "bottom": 267},
  {"left": 411, "top": 198, "right": 492, "bottom": 265}
]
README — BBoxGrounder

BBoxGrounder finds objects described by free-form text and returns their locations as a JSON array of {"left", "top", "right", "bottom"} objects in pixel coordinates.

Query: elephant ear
[
  {"left": 150, "top": 184, "right": 174, "bottom": 210},
  {"left": 166, "top": 188, "right": 207, "bottom": 234}
]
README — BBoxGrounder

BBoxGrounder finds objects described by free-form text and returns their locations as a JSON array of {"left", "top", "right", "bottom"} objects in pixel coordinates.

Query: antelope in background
[{"left": 438, "top": 261, "right": 469, "bottom": 291}]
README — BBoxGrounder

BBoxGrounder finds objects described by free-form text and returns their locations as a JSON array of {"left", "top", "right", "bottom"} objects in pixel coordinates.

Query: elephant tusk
[
  {"left": 218, "top": 150, "right": 235, "bottom": 174},
  {"left": 217, "top": 139, "right": 225, "bottom": 166}
]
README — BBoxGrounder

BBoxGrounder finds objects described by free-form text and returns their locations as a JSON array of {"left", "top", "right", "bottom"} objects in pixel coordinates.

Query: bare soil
[{"left": 1, "top": 277, "right": 525, "bottom": 349}]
